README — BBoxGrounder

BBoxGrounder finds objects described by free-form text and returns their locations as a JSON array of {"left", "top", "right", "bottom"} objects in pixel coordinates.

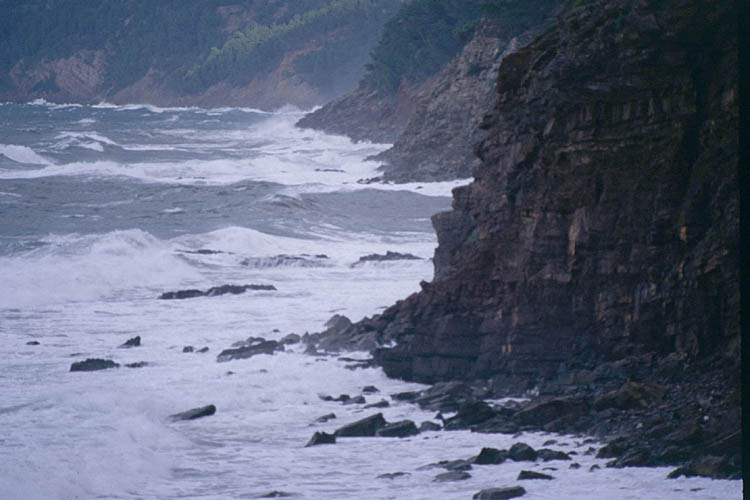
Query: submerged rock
[
  {"left": 217, "top": 338, "right": 283, "bottom": 362},
  {"left": 517, "top": 470, "right": 554, "bottom": 480},
  {"left": 159, "top": 284, "right": 276, "bottom": 300},
  {"left": 351, "top": 251, "right": 421, "bottom": 267},
  {"left": 26, "top": 341, "right": 40, "bottom": 345},
  {"left": 315, "top": 413, "right": 336, "bottom": 423},
  {"left": 118, "top": 336, "right": 141, "bottom": 348},
  {"left": 305, "top": 431, "right": 336, "bottom": 447},
  {"left": 334, "top": 413, "right": 387, "bottom": 437},
  {"left": 473, "top": 486, "right": 526, "bottom": 499},
  {"left": 376, "top": 420, "right": 419, "bottom": 438},
  {"left": 434, "top": 471, "right": 471, "bottom": 482},
  {"left": 125, "top": 361, "right": 148, "bottom": 368},
  {"left": 377, "top": 472, "right": 410, "bottom": 480},
  {"left": 70, "top": 358, "right": 119, "bottom": 372},
  {"left": 169, "top": 404, "right": 216, "bottom": 422}
]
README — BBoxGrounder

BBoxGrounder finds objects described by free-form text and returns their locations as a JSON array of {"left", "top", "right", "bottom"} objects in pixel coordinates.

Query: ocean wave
[
  {"left": 0, "top": 229, "right": 200, "bottom": 308},
  {"left": 0, "top": 144, "right": 53, "bottom": 165}
]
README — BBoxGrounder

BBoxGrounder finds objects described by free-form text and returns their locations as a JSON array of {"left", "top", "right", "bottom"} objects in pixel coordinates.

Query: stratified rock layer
[{"left": 365, "top": 0, "right": 738, "bottom": 384}]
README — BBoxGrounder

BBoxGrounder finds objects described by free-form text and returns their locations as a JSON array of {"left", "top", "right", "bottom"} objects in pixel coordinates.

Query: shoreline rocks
[
  {"left": 159, "top": 284, "right": 276, "bottom": 300},
  {"left": 70, "top": 358, "right": 119, "bottom": 372},
  {"left": 169, "top": 404, "right": 216, "bottom": 422}
]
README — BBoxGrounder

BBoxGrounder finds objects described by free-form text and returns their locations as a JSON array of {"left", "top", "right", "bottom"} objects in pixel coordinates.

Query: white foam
[
  {"left": 0, "top": 229, "right": 200, "bottom": 308},
  {"left": 0, "top": 144, "right": 53, "bottom": 165}
]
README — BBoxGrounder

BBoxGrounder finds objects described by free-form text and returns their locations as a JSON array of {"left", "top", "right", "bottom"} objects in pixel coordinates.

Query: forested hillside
[{"left": 0, "top": 0, "right": 402, "bottom": 107}]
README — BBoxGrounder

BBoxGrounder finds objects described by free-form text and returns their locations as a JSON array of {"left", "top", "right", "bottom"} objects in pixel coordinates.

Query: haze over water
[{"left": 0, "top": 100, "right": 739, "bottom": 499}]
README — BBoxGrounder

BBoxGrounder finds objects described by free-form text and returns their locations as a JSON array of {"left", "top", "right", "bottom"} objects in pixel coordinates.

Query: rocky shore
[{"left": 300, "top": 0, "right": 740, "bottom": 480}]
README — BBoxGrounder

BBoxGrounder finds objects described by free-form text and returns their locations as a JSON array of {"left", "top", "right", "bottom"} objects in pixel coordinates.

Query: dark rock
[
  {"left": 589, "top": 465, "right": 600, "bottom": 472},
  {"left": 376, "top": 420, "right": 419, "bottom": 438},
  {"left": 334, "top": 413, "right": 387, "bottom": 437},
  {"left": 569, "top": 463, "right": 581, "bottom": 469},
  {"left": 536, "top": 449, "right": 571, "bottom": 462},
  {"left": 125, "top": 362, "right": 148, "bottom": 368},
  {"left": 315, "top": 413, "right": 336, "bottom": 423},
  {"left": 364, "top": 399, "right": 390, "bottom": 409},
  {"left": 351, "top": 251, "right": 421, "bottom": 267},
  {"left": 473, "top": 487, "right": 526, "bottom": 500},
  {"left": 515, "top": 397, "right": 590, "bottom": 427},
  {"left": 159, "top": 284, "right": 275, "bottom": 300},
  {"left": 442, "top": 459, "right": 473, "bottom": 472},
  {"left": 666, "top": 456, "right": 739, "bottom": 480},
  {"left": 475, "top": 447, "right": 508, "bottom": 465},
  {"left": 608, "top": 446, "right": 653, "bottom": 468},
  {"left": 342, "top": 395, "right": 366, "bottom": 405},
  {"left": 169, "top": 404, "right": 216, "bottom": 422},
  {"left": 434, "top": 471, "right": 471, "bottom": 482},
  {"left": 596, "top": 437, "right": 629, "bottom": 459},
  {"left": 377, "top": 472, "right": 410, "bottom": 479},
  {"left": 391, "top": 391, "right": 420, "bottom": 401},
  {"left": 362, "top": 385, "right": 380, "bottom": 394},
  {"left": 508, "top": 443, "right": 537, "bottom": 462},
  {"left": 196, "top": 346, "right": 209, "bottom": 353},
  {"left": 241, "top": 254, "right": 328, "bottom": 268},
  {"left": 305, "top": 431, "right": 336, "bottom": 447},
  {"left": 70, "top": 358, "right": 119, "bottom": 372},
  {"left": 217, "top": 338, "right": 283, "bottom": 362},
  {"left": 443, "top": 400, "right": 496, "bottom": 429},
  {"left": 517, "top": 470, "right": 554, "bottom": 480},
  {"left": 183, "top": 346, "right": 194, "bottom": 353},
  {"left": 419, "top": 421, "right": 442, "bottom": 432},
  {"left": 26, "top": 341, "right": 40, "bottom": 345},
  {"left": 118, "top": 336, "right": 140, "bottom": 348},
  {"left": 471, "top": 417, "right": 519, "bottom": 435},
  {"left": 257, "top": 491, "right": 294, "bottom": 498},
  {"left": 280, "top": 334, "right": 301, "bottom": 345},
  {"left": 594, "top": 381, "right": 667, "bottom": 411}
]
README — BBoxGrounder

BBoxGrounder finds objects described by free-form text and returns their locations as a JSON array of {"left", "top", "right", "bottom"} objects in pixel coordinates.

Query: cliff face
[
  {"left": 372, "top": 21, "right": 536, "bottom": 182},
  {"left": 353, "top": 0, "right": 738, "bottom": 384}
]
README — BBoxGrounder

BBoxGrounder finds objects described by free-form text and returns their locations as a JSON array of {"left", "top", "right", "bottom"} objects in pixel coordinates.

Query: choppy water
[{"left": 0, "top": 100, "right": 740, "bottom": 499}]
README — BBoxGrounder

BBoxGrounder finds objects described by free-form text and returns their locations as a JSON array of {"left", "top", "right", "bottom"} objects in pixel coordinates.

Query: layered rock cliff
[{"left": 319, "top": 0, "right": 739, "bottom": 384}]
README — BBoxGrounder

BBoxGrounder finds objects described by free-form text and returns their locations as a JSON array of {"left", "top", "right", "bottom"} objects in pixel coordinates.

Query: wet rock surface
[
  {"left": 118, "top": 336, "right": 141, "bottom": 348},
  {"left": 217, "top": 338, "right": 284, "bottom": 362},
  {"left": 473, "top": 486, "right": 526, "bottom": 500},
  {"left": 70, "top": 358, "right": 119, "bottom": 372},
  {"left": 169, "top": 404, "right": 216, "bottom": 422},
  {"left": 159, "top": 284, "right": 276, "bottom": 300}
]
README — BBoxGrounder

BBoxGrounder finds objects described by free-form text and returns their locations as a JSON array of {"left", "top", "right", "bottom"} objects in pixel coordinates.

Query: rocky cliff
[
  {"left": 313, "top": 0, "right": 738, "bottom": 384},
  {"left": 305, "top": 0, "right": 740, "bottom": 477}
]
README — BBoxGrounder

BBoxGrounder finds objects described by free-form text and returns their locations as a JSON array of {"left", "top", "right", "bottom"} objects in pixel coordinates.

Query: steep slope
[
  {"left": 320, "top": 0, "right": 739, "bottom": 383},
  {"left": 0, "top": 0, "right": 400, "bottom": 108},
  {"left": 297, "top": 0, "right": 562, "bottom": 180}
]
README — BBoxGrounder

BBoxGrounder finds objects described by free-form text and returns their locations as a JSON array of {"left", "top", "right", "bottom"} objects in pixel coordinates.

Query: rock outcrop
[
  {"left": 372, "top": 21, "right": 539, "bottom": 182},
  {"left": 363, "top": 0, "right": 738, "bottom": 385},
  {"left": 308, "top": 0, "right": 740, "bottom": 478}
]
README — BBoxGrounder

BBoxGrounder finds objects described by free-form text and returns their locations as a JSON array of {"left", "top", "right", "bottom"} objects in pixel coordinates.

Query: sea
[{"left": 0, "top": 100, "right": 740, "bottom": 500}]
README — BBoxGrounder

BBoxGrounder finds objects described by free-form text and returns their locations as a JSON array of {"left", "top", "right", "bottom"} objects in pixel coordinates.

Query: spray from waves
[
  {"left": 0, "top": 229, "right": 200, "bottom": 309},
  {"left": 53, "top": 131, "right": 119, "bottom": 152},
  {"left": 0, "top": 144, "right": 53, "bottom": 165}
]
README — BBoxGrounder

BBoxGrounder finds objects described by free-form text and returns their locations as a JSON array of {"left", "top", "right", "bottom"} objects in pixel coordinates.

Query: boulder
[
  {"left": 376, "top": 420, "right": 419, "bottom": 438},
  {"left": 443, "top": 400, "right": 496, "bottom": 429},
  {"left": 70, "top": 358, "right": 120, "bottom": 372},
  {"left": 473, "top": 487, "right": 526, "bottom": 499},
  {"left": 594, "top": 381, "right": 667, "bottom": 411},
  {"left": 475, "top": 447, "right": 508, "bottom": 465},
  {"left": 169, "top": 404, "right": 216, "bottom": 422},
  {"left": 515, "top": 397, "right": 590, "bottom": 427},
  {"left": 315, "top": 413, "right": 336, "bottom": 423},
  {"left": 364, "top": 400, "right": 390, "bottom": 409},
  {"left": 26, "top": 341, "right": 40, "bottom": 345},
  {"left": 362, "top": 385, "right": 380, "bottom": 394},
  {"left": 419, "top": 421, "right": 442, "bottom": 432},
  {"left": 536, "top": 449, "right": 571, "bottom": 461},
  {"left": 334, "top": 413, "right": 387, "bottom": 437},
  {"left": 118, "top": 336, "right": 140, "bottom": 348},
  {"left": 305, "top": 431, "right": 336, "bottom": 447},
  {"left": 279, "top": 334, "right": 301, "bottom": 345},
  {"left": 125, "top": 362, "right": 148, "bottom": 368},
  {"left": 434, "top": 471, "right": 471, "bottom": 482},
  {"left": 257, "top": 491, "right": 294, "bottom": 498},
  {"left": 509, "top": 443, "right": 537, "bottom": 462},
  {"left": 517, "top": 470, "right": 554, "bottom": 480},
  {"left": 183, "top": 346, "right": 194, "bottom": 353},
  {"left": 217, "top": 338, "right": 282, "bottom": 362}
]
